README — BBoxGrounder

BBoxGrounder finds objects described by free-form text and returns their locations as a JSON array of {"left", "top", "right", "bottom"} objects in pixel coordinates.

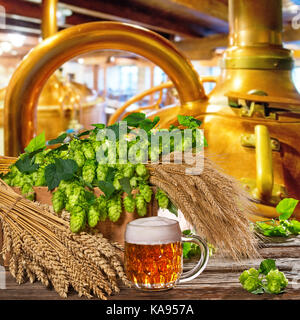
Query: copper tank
[{"left": 0, "top": 0, "right": 103, "bottom": 144}]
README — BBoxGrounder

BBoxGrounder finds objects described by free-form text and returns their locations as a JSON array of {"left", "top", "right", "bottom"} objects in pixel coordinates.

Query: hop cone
[
  {"left": 67, "top": 186, "right": 86, "bottom": 209},
  {"left": 136, "top": 194, "right": 147, "bottom": 217},
  {"left": 123, "top": 163, "right": 135, "bottom": 178},
  {"left": 123, "top": 196, "right": 136, "bottom": 213},
  {"left": 155, "top": 189, "right": 169, "bottom": 209},
  {"left": 73, "top": 150, "right": 85, "bottom": 168},
  {"left": 21, "top": 183, "right": 35, "bottom": 201},
  {"left": 70, "top": 206, "right": 86, "bottom": 233},
  {"left": 136, "top": 163, "right": 147, "bottom": 177},
  {"left": 35, "top": 167, "right": 46, "bottom": 186},
  {"left": 52, "top": 189, "right": 65, "bottom": 213},
  {"left": 87, "top": 204, "right": 100, "bottom": 228},
  {"left": 82, "top": 142, "right": 95, "bottom": 160},
  {"left": 96, "top": 164, "right": 108, "bottom": 181},
  {"left": 130, "top": 176, "right": 138, "bottom": 188},
  {"left": 96, "top": 196, "right": 108, "bottom": 221},
  {"left": 139, "top": 184, "right": 153, "bottom": 203},
  {"left": 82, "top": 160, "right": 96, "bottom": 184},
  {"left": 107, "top": 195, "right": 122, "bottom": 222}
]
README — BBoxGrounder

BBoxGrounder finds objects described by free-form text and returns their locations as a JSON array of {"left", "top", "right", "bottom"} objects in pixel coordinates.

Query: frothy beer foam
[{"left": 125, "top": 216, "right": 181, "bottom": 245}]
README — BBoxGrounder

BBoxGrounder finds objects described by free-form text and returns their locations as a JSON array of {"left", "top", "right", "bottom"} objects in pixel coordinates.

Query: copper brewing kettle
[{"left": 113, "top": 0, "right": 300, "bottom": 220}]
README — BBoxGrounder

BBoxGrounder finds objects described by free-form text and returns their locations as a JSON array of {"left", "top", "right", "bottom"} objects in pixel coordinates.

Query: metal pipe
[
  {"left": 41, "top": 0, "right": 58, "bottom": 39},
  {"left": 4, "top": 22, "right": 205, "bottom": 156}
]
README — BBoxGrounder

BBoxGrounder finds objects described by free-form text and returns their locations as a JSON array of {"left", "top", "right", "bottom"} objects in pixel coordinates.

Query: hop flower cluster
[{"left": 239, "top": 259, "right": 288, "bottom": 294}]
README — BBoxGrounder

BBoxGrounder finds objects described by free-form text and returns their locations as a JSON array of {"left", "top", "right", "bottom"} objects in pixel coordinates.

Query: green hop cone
[
  {"left": 155, "top": 189, "right": 169, "bottom": 209},
  {"left": 136, "top": 163, "right": 147, "bottom": 177},
  {"left": 35, "top": 167, "right": 46, "bottom": 186},
  {"left": 70, "top": 206, "right": 86, "bottom": 233},
  {"left": 242, "top": 276, "right": 261, "bottom": 292},
  {"left": 34, "top": 152, "right": 44, "bottom": 165},
  {"left": 97, "top": 164, "right": 108, "bottom": 181},
  {"left": 82, "top": 160, "right": 96, "bottom": 184},
  {"left": 96, "top": 195, "right": 108, "bottom": 221},
  {"left": 92, "top": 140, "right": 102, "bottom": 153},
  {"left": 21, "top": 183, "right": 35, "bottom": 201},
  {"left": 82, "top": 142, "right": 95, "bottom": 160},
  {"left": 139, "top": 184, "right": 153, "bottom": 203},
  {"left": 123, "top": 163, "right": 135, "bottom": 178},
  {"left": 123, "top": 196, "right": 136, "bottom": 213},
  {"left": 52, "top": 189, "right": 65, "bottom": 213},
  {"left": 107, "top": 195, "right": 122, "bottom": 222},
  {"left": 239, "top": 268, "right": 260, "bottom": 285},
  {"left": 136, "top": 194, "right": 147, "bottom": 217},
  {"left": 266, "top": 280, "right": 282, "bottom": 294},
  {"left": 130, "top": 176, "right": 138, "bottom": 188},
  {"left": 67, "top": 186, "right": 86, "bottom": 209},
  {"left": 266, "top": 269, "right": 288, "bottom": 289},
  {"left": 87, "top": 204, "right": 100, "bottom": 228},
  {"left": 73, "top": 150, "right": 85, "bottom": 168}
]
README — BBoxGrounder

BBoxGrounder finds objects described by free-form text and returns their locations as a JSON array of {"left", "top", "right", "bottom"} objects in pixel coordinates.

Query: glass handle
[{"left": 179, "top": 234, "right": 209, "bottom": 283}]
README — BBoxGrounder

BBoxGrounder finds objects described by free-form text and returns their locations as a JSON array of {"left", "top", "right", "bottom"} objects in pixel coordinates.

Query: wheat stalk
[{"left": 0, "top": 179, "right": 129, "bottom": 299}]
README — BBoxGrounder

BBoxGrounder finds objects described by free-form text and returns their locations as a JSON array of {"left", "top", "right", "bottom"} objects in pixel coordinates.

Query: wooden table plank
[{"left": 0, "top": 236, "right": 300, "bottom": 300}]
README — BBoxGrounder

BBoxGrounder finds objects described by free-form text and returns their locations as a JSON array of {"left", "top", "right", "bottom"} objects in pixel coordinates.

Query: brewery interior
[
  {"left": 1, "top": 0, "right": 300, "bottom": 220},
  {"left": 1, "top": 0, "right": 300, "bottom": 301}
]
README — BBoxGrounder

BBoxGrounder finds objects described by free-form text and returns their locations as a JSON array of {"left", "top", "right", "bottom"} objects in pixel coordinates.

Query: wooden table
[{"left": 0, "top": 237, "right": 300, "bottom": 300}]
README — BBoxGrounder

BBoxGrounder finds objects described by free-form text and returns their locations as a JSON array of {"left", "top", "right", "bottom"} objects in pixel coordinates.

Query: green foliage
[
  {"left": 239, "top": 259, "right": 288, "bottom": 294},
  {"left": 135, "top": 193, "right": 147, "bottom": 217},
  {"left": 155, "top": 188, "right": 169, "bottom": 209},
  {"left": 52, "top": 189, "right": 65, "bottom": 213},
  {"left": 107, "top": 195, "right": 122, "bottom": 222},
  {"left": 255, "top": 197, "right": 300, "bottom": 237},
  {"left": 24, "top": 132, "right": 46, "bottom": 153},
  {"left": 5, "top": 113, "right": 208, "bottom": 233},
  {"left": 45, "top": 159, "right": 78, "bottom": 190},
  {"left": 139, "top": 184, "right": 153, "bottom": 203},
  {"left": 123, "top": 195, "right": 136, "bottom": 213}
]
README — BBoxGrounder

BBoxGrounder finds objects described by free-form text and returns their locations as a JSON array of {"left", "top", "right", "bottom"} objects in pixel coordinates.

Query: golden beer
[
  {"left": 124, "top": 216, "right": 209, "bottom": 291},
  {"left": 125, "top": 241, "right": 183, "bottom": 290}
]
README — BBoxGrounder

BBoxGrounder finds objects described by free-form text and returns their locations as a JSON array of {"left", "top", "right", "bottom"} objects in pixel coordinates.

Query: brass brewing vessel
[
  {"left": 0, "top": 0, "right": 102, "bottom": 142},
  {"left": 149, "top": 0, "right": 300, "bottom": 219},
  {"left": 4, "top": 21, "right": 204, "bottom": 156}
]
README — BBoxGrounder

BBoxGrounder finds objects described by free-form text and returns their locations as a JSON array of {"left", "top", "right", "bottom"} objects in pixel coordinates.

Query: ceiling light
[
  {"left": 78, "top": 58, "right": 84, "bottom": 64},
  {"left": 8, "top": 33, "right": 26, "bottom": 48},
  {"left": 1, "top": 41, "right": 12, "bottom": 52}
]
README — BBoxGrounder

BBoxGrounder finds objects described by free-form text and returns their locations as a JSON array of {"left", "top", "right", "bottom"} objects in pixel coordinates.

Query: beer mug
[{"left": 124, "top": 216, "right": 209, "bottom": 291}]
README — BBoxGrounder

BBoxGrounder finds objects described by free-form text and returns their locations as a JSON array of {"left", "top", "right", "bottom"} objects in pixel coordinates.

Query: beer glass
[{"left": 124, "top": 216, "right": 209, "bottom": 291}]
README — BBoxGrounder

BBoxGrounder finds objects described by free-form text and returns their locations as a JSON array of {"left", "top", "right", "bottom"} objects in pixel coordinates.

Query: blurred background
[{"left": 1, "top": 0, "right": 300, "bottom": 155}]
